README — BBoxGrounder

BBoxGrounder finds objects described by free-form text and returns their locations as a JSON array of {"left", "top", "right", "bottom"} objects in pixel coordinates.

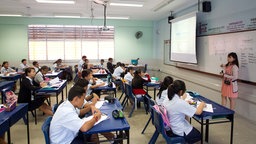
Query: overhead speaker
[
  {"left": 202, "top": 1, "right": 211, "bottom": 12},
  {"left": 168, "top": 16, "right": 174, "bottom": 24}
]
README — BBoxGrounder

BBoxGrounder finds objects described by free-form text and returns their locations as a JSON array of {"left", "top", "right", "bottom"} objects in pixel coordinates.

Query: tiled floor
[{"left": 2, "top": 83, "right": 256, "bottom": 144}]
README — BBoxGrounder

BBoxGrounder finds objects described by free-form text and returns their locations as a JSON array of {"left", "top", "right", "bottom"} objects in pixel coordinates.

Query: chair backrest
[
  {"left": 124, "top": 83, "right": 135, "bottom": 101},
  {"left": 41, "top": 116, "right": 53, "bottom": 144},
  {"left": 152, "top": 106, "right": 185, "bottom": 143},
  {"left": 152, "top": 105, "right": 171, "bottom": 132},
  {"left": 1, "top": 86, "right": 13, "bottom": 104}
]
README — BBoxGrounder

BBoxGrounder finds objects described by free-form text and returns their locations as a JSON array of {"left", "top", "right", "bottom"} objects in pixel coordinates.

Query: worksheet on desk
[
  {"left": 82, "top": 114, "right": 108, "bottom": 125},
  {"left": 95, "top": 101, "right": 105, "bottom": 109},
  {"left": 197, "top": 101, "right": 214, "bottom": 113}
]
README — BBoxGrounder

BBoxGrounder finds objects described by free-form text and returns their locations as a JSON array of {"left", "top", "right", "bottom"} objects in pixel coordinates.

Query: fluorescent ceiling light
[
  {"left": 92, "top": 16, "right": 129, "bottom": 19},
  {"left": 0, "top": 14, "right": 22, "bottom": 17},
  {"left": 107, "top": 16, "right": 129, "bottom": 19},
  {"left": 35, "top": 0, "right": 75, "bottom": 4},
  {"left": 54, "top": 15, "right": 80, "bottom": 18},
  {"left": 110, "top": 3, "right": 143, "bottom": 7}
]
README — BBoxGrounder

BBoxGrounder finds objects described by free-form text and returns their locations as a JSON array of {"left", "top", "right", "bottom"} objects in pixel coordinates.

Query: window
[{"left": 28, "top": 25, "right": 114, "bottom": 61}]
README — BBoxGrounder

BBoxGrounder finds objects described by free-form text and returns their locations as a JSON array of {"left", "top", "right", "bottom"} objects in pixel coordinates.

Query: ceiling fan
[{"left": 92, "top": 0, "right": 109, "bottom": 31}]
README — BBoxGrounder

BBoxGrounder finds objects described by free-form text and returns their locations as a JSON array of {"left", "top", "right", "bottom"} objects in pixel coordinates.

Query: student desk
[
  {"left": 0, "top": 74, "right": 21, "bottom": 82},
  {"left": 0, "top": 74, "right": 22, "bottom": 85},
  {"left": 83, "top": 100, "right": 130, "bottom": 144},
  {"left": 36, "top": 80, "right": 67, "bottom": 105},
  {"left": 192, "top": 95, "right": 234, "bottom": 144},
  {"left": 92, "top": 71, "right": 108, "bottom": 78},
  {"left": 0, "top": 81, "right": 15, "bottom": 103},
  {"left": 0, "top": 103, "right": 29, "bottom": 144},
  {"left": 45, "top": 70, "right": 63, "bottom": 79},
  {"left": 93, "top": 82, "right": 116, "bottom": 98},
  {"left": 144, "top": 82, "right": 160, "bottom": 99},
  {"left": 0, "top": 118, "right": 9, "bottom": 136}
]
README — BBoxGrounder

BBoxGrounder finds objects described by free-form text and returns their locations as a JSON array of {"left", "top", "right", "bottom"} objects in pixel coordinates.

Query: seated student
[
  {"left": 78, "top": 55, "right": 87, "bottom": 72},
  {"left": 1, "top": 61, "right": 16, "bottom": 74},
  {"left": 72, "top": 79, "right": 116, "bottom": 143},
  {"left": 82, "top": 69, "right": 105, "bottom": 96},
  {"left": 53, "top": 59, "right": 73, "bottom": 81},
  {"left": 50, "top": 86, "right": 102, "bottom": 144},
  {"left": 156, "top": 76, "right": 173, "bottom": 106},
  {"left": 124, "top": 67, "right": 134, "bottom": 84},
  {"left": 82, "top": 58, "right": 90, "bottom": 70},
  {"left": 113, "top": 63, "right": 125, "bottom": 80},
  {"left": 131, "top": 69, "right": 151, "bottom": 97},
  {"left": 73, "top": 78, "right": 99, "bottom": 112},
  {"left": 163, "top": 80, "right": 205, "bottom": 144},
  {"left": 32, "top": 61, "right": 40, "bottom": 73},
  {"left": 18, "top": 67, "right": 53, "bottom": 115},
  {"left": 18, "top": 59, "right": 30, "bottom": 72},
  {"left": 34, "top": 66, "right": 49, "bottom": 85},
  {"left": 52, "top": 59, "right": 63, "bottom": 71},
  {"left": 107, "top": 58, "right": 114, "bottom": 74},
  {"left": 99, "top": 59, "right": 105, "bottom": 68}
]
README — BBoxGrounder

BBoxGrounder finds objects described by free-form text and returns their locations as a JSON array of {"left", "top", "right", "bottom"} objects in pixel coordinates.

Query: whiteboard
[{"left": 193, "top": 30, "right": 256, "bottom": 82}]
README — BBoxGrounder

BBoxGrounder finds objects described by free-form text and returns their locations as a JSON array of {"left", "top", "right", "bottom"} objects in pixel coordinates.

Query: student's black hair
[
  {"left": 68, "top": 86, "right": 85, "bottom": 101},
  {"left": 81, "top": 69, "right": 93, "bottom": 78},
  {"left": 2, "top": 61, "right": 8, "bottom": 67},
  {"left": 116, "top": 62, "right": 121, "bottom": 67},
  {"left": 167, "top": 80, "right": 186, "bottom": 100},
  {"left": 100, "top": 59, "right": 104, "bottom": 62},
  {"left": 53, "top": 59, "right": 62, "bottom": 64},
  {"left": 21, "top": 59, "right": 27, "bottom": 63},
  {"left": 82, "top": 55, "right": 87, "bottom": 59},
  {"left": 134, "top": 69, "right": 142, "bottom": 78},
  {"left": 127, "top": 67, "right": 134, "bottom": 72},
  {"left": 74, "top": 78, "right": 89, "bottom": 88},
  {"left": 25, "top": 67, "right": 35, "bottom": 76},
  {"left": 120, "top": 63, "right": 125, "bottom": 67},
  {"left": 32, "top": 61, "right": 38, "bottom": 66},
  {"left": 40, "top": 66, "right": 49, "bottom": 71},
  {"left": 225, "top": 52, "right": 239, "bottom": 68},
  {"left": 157, "top": 76, "right": 173, "bottom": 99},
  {"left": 108, "top": 58, "right": 113, "bottom": 61}
]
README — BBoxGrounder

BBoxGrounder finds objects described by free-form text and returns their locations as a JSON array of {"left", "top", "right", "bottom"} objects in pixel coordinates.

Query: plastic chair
[
  {"left": 41, "top": 116, "right": 53, "bottom": 144},
  {"left": 141, "top": 96, "right": 156, "bottom": 134},
  {"left": 123, "top": 83, "right": 146, "bottom": 118},
  {"left": 149, "top": 107, "right": 186, "bottom": 144}
]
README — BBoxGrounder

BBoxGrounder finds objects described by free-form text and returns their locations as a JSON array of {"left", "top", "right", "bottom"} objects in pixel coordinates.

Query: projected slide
[{"left": 171, "top": 13, "right": 197, "bottom": 63}]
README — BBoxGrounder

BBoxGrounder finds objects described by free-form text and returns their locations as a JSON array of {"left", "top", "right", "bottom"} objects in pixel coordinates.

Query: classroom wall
[
  {"left": 0, "top": 17, "right": 153, "bottom": 66},
  {"left": 152, "top": 0, "right": 256, "bottom": 122}
]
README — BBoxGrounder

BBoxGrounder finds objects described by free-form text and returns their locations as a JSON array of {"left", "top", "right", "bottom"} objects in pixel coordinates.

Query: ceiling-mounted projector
[{"left": 99, "top": 26, "right": 109, "bottom": 31}]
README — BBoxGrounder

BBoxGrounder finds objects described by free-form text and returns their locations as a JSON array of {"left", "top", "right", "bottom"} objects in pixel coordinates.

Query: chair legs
[
  {"left": 149, "top": 130, "right": 159, "bottom": 144},
  {"left": 128, "top": 103, "right": 135, "bottom": 118},
  {"left": 141, "top": 116, "right": 152, "bottom": 134},
  {"left": 30, "top": 110, "right": 37, "bottom": 125}
]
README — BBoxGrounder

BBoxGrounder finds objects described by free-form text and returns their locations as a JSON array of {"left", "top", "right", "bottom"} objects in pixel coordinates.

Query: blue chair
[
  {"left": 42, "top": 116, "right": 53, "bottom": 144},
  {"left": 141, "top": 96, "right": 156, "bottom": 134},
  {"left": 149, "top": 107, "right": 185, "bottom": 144},
  {"left": 123, "top": 83, "right": 146, "bottom": 118}
]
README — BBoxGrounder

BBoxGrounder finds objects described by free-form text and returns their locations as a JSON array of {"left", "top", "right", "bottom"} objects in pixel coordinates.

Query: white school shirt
[
  {"left": 156, "top": 89, "right": 167, "bottom": 106},
  {"left": 113, "top": 66, "right": 124, "bottom": 79},
  {"left": 86, "top": 83, "right": 93, "bottom": 96},
  {"left": 78, "top": 59, "right": 84, "bottom": 71},
  {"left": 124, "top": 72, "right": 133, "bottom": 83},
  {"left": 50, "top": 100, "right": 86, "bottom": 144},
  {"left": 1, "top": 67, "right": 15, "bottom": 73},
  {"left": 34, "top": 71, "right": 44, "bottom": 84},
  {"left": 163, "top": 94, "right": 196, "bottom": 136},
  {"left": 19, "top": 63, "right": 29, "bottom": 72}
]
